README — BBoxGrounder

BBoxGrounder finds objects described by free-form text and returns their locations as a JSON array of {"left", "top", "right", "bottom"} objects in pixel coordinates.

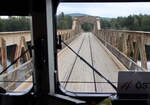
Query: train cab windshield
[{"left": 57, "top": 2, "right": 150, "bottom": 99}]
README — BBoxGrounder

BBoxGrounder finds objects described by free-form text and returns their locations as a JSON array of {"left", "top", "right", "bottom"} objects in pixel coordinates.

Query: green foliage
[
  {"left": 101, "top": 14, "right": 150, "bottom": 31},
  {"left": 57, "top": 12, "right": 73, "bottom": 29},
  {"left": 57, "top": 12, "right": 94, "bottom": 31},
  {"left": 81, "top": 22, "right": 93, "bottom": 32},
  {"left": 0, "top": 19, "right": 5, "bottom": 31},
  {"left": 96, "top": 98, "right": 112, "bottom": 105},
  {"left": 100, "top": 19, "right": 111, "bottom": 29},
  {"left": 0, "top": 16, "right": 30, "bottom": 32}
]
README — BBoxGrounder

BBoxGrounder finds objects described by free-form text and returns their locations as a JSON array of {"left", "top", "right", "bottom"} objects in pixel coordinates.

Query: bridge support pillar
[
  {"left": 0, "top": 38, "right": 8, "bottom": 87},
  {"left": 133, "top": 42, "right": 139, "bottom": 63},
  {"left": 111, "top": 32, "right": 116, "bottom": 47},
  {"left": 139, "top": 36, "right": 148, "bottom": 70},
  {"left": 133, "top": 36, "right": 147, "bottom": 70},
  {"left": 119, "top": 34, "right": 128, "bottom": 55},
  {"left": 127, "top": 35, "right": 134, "bottom": 58}
]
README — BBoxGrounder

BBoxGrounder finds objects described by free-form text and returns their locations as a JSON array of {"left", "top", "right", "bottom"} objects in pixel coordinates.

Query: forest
[
  {"left": 57, "top": 12, "right": 72, "bottom": 29},
  {"left": 0, "top": 13, "right": 150, "bottom": 32},
  {"left": 0, "top": 16, "right": 30, "bottom": 32},
  {"left": 57, "top": 12, "right": 94, "bottom": 31},
  {"left": 57, "top": 13, "right": 150, "bottom": 32},
  {"left": 101, "top": 14, "right": 150, "bottom": 31}
]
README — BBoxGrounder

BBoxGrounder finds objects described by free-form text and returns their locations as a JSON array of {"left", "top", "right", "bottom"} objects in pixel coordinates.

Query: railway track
[
  {"left": 62, "top": 33, "right": 98, "bottom": 92},
  {"left": 64, "top": 36, "right": 85, "bottom": 89},
  {"left": 88, "top": 34, "right": 97, "bottom": 92},
  {"left": 58, "top": 32, "right": 126, "bottom": 93}
]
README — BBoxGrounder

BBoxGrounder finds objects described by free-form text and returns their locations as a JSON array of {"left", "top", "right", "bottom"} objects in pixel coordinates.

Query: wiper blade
[{"left": 61, "top": 39, "right": 118, "bottom": 92}]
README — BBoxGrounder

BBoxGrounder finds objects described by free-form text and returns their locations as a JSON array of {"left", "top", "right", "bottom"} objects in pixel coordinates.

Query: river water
[
  {"left": 0, "top": 60, "right": 13, "bottom": 73},
  {"left": 137, "top": 61, "right": 150, "bottom": 71}
]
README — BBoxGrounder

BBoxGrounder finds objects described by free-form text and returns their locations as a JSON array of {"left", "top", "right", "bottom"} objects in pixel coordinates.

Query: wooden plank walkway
[{"left": 58, "top": 32, "right": 127, "bottom": 93}]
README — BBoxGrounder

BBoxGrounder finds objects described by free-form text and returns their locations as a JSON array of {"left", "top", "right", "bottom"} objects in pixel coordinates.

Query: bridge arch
[{"left": 72, "top": 16, "right": 101, "bottom": 34}]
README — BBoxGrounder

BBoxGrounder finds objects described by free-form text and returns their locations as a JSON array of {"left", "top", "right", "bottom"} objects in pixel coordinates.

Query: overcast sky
[{"left": 57, "top": 3, "right": 150, "bottom": 18}]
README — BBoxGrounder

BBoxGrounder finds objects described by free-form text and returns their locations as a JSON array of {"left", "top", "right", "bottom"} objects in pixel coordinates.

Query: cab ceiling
[{"left": 0, "top": 0, "right": 149, "bottom": 15}]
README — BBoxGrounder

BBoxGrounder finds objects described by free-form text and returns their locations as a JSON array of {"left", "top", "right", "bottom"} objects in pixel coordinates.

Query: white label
[{"left": 118, "top": 71, "right": 150, "bottom": 94}]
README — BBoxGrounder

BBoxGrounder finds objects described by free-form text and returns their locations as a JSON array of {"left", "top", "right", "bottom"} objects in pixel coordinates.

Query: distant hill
[
  {"left": 99, "top": 17, "right": 112, "bottom": 21},
  {"left": 66, "top": 13, "right": 112, "bottom": 21},
  {"left": 66, "top": 13, "right": 89, "bottom": 19}
]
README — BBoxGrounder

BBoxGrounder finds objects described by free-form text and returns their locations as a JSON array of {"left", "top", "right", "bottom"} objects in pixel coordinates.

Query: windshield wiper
[{"left": 61, "top": 39, "right": 118, "bottom": 92}]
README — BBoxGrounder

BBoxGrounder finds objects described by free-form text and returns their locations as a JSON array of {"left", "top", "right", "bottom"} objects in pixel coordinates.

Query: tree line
[
  {"left": 0, "top": 16, "right": 30, "bottom": 32},
  {"left": 57, "top": 12, "right": 72, "bottom": 29},
  {"left": 101, "top": 14, "right": 150, "bottom": 31},
  {"left": 81, "top": 22, "right": 93, "bottom": 32},
  {"left": 57, "top": 12, "right": 94, "bottom": 32},
  {"left": 1, "top": 13, "right": 150, "bottom": 32},
  {"left": 57, "top": 13, "right": 150, "bottom": 32}
]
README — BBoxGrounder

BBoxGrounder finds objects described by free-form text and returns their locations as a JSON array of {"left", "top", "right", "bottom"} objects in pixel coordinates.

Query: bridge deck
[{"left": 58, "top": 32, "right": 127, "bottom": 93}]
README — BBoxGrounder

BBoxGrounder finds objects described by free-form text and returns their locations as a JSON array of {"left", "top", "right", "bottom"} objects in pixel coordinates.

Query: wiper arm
[{"left": 61, "top": 39, "right": 118, "bottom": 92}]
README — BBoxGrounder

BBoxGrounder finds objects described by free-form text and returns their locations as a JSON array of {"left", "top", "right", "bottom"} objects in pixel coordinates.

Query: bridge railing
[
  {"left": 57, "top": 29, "right": 76, "bottom": 41},
  {"left": 0, "top": 60, "right": 32, "bottom": 91},
  {"left": 57, "top": 29, "right": 80, "bottom": 49},
  {"left": 97, "top": 29, "right": 150, "bottom": 71},
  {"left": 0, "top": 31, "right": 32, "bottom": 91},
  {"left": 0, "top": 29, "right": 78, "bottom": 91}
]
